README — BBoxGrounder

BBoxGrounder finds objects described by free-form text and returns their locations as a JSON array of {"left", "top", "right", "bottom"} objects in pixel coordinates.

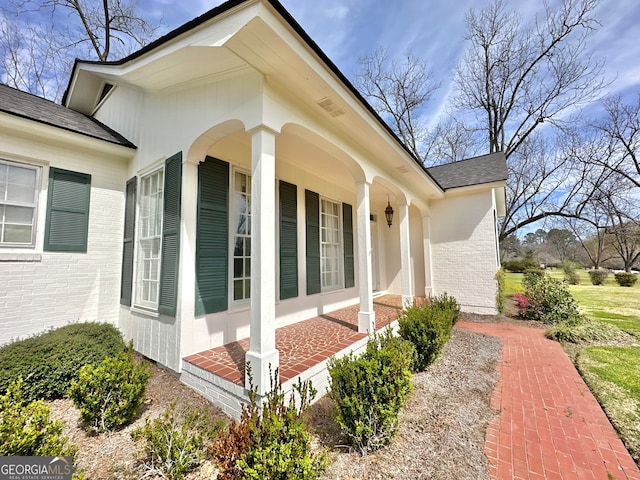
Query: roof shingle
[
  {"left": 426, "top": 152, "right": 507, "bottom": 190},
  {"left": 0, "top": 83, "right": 135, "bottom": 148}
]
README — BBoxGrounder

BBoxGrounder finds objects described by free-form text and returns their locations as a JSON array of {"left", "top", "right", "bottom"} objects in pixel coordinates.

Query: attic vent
[
  {"left": 98, "top": 83, "right": 114, "bottom": 104},
  {"left": 316, "top": 97, "right": 345, "bottom": 118},
  {"left": 395, "top": 165, "right": 410, "bottom": 174}
]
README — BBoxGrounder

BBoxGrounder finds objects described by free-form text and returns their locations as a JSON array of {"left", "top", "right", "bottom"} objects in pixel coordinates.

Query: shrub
[
  {"left": 614, "top": 272, "right": 638, "bottom": 287},
  {"left": 0, "top": 378, "right": 77, "bottom": 458},
  {"left": 0, "top": 323, "right": 125, "bottom": 402},
  {"left": 588, "top": 269, "right": 609, "bottom": 285},
  {"left": 397, "top": 302, "right": 454, "bottom": 371},
  {"left": 519, "top": 274, "right": 583, "bottom": 325},
  {"left": 430, "top": 293, "right": 461, "bottom": 324},
  {"left": 211, "top": 367, "right": 325, "bottom": 480},
  {"left": 132, "top": 403, "right": 224, "bottom": 480},
  {"left": 502, "top": 258, "right": 539, "bottom": 273},
  {"left": 68, "top": 346, "right": 151, "bottom": 433},
  {"left": 327, "top": 329, "right": 414, "bottom": 454},
  {"left": 495, "top": 268, "right": 506, "bottom": 313},
  {"left": 560, "top": 261, "right": 581, "bottom": 285},
  {"left": 545, "top": 320, "right": 629, "bottom": 344}
]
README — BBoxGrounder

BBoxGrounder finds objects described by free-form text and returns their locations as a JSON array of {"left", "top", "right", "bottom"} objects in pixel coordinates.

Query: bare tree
[
  {"left": 453, "top": 0, "right": 607, "bottom": 239},
  {"left": 355, "top": 46, "right": 441, "bottom": 160},
  {"left": 602, "top": 190, "right": 640, "bottom": 272},
  {"left": 424, "top": 115, "right": 483, "bottom": 166},
  {"left": 1, "top": 0, "right": 158, "bottom": 100},
  {"left": 0, "top": 14, "right": 68, "bottom": 99},
  {"left": 590, "top": 93, "right": 640, "bottom": 188}
]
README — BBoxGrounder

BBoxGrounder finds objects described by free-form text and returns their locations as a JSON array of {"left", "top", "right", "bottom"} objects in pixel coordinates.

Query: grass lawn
[
  {"left": 577, "top": 346, "right": 640, "bottom": 464},
  {"left": 504, "top": 269, "right": 640, "bottom": 336}
]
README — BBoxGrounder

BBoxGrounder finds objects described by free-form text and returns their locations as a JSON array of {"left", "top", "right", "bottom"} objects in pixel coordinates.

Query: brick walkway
[
  {"left": 459, "top": 321, "right": 640, "bottom": 480},
  {"left": 184, "top": 295, "right": 403, "bottom": 386}
]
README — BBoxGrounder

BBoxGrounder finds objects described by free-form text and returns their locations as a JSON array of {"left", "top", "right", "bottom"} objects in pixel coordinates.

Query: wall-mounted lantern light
[{"left": 385, "top": 196, "right": 394, "bottom": 228}]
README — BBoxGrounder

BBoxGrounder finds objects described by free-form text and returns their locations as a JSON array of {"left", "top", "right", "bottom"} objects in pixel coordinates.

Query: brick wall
[{"left": 430, "top": 190, "right": 499, "bottom": 315}]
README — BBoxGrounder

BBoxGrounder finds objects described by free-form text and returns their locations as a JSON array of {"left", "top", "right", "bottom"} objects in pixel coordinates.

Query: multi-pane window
[
  {"left": 0, "top": 160, "right": 39, "bottom": 246},
  {"left": 136, "top": 170, "right": 164, "bottom": 308},
  {"left": 232, "top": 171, "right": 251, "bottom": 301},
  {"left": 321, "top": 198, "right": 341, "bottom": 290}
]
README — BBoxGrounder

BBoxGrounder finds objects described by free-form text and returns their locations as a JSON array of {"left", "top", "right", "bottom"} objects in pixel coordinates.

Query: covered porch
[{"left": 181, "top": 295, "right": 407, "bottom": 416}]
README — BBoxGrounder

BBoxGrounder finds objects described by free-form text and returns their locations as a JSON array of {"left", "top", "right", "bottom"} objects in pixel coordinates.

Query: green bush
[
  {"left": 429, "top": 293, "right": 461, "bottom": 324},
  {"left": 397, "top": 302, "right": 454, "bottom": 371},
  {"left": 502, "top": 258, "right": 539, "bottom": 273},
  {"left": 0, "top": 378, "right": 77, "bottom": 458},
  {"left": 495, "top": 268, "right": 506, "bottom": 313},
  {"left": 614, "top": 272, "right": 638, "bottom": 287},
  {"left": 132, "top": 403, "right": 224, "bottom": 480},
  {"left": 327, "top": 330, "right": 414, "bottom": 454},
  {"left": 560, "top": 261, "right": 581, "bottom": 285},
  {"left": 212, "top": 367, "right": 325, "bottom": 480},
  {"left": 545, "top": 320, "right": 629, "bottom": 344},
  {"left": 588, "top": 269, "right": 609, "bottom": 285},
  {"left": 68, "top": 347, "right": 151, "bottom": 433},
  {"left": 0, "top": 323, "right": 125, "bottom": 402},
  {"left": 519, "top": 274, "right": 583, "bottom": 325}
]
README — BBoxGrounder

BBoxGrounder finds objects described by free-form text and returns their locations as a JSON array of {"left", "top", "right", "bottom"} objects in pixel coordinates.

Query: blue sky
[{"left": 142, "top": 0, "right": 640, "bottom": 122}]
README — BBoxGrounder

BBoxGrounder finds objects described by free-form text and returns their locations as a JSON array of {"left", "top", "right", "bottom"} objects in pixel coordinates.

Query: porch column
[
  {"left": 356, "top": 180, "right": 375, "bottom": 334},
  {"left": 399, "top": 201, "right": 414, "bottom": 308},
  {"left": 423, "top": 214, "right": 433, "bottom": 296},
  {"left": 245, "top": 126, "right": 279, "bottom": 395}
]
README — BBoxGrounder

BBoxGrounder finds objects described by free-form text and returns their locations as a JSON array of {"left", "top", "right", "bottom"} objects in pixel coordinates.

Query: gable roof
[
  {"left": 0, "top": 83, "right": 135, "bottom": 148},
  {"left": 426, "top": 152, "right": 508, "bottom": 190}
]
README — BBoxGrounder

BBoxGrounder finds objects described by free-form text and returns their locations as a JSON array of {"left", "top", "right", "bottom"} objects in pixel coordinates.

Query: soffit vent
[
  {"left": 316, "top": 97, "right": 345, "bottom": 118},
  {"left": 395, "top": 165, "right": 410, "bottom": 174}
]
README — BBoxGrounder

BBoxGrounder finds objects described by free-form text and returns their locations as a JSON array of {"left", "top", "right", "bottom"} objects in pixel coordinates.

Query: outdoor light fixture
[{"left": 385, "top": 196, "right": 394, "bottom": 228}]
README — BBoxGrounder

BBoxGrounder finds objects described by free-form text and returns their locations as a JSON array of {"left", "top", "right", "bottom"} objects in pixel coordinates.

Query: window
[
  {"left": 136, "top": 169, "right": 164, "bottom": 308},
  {"left": 232, "top": 170, "right": 251, "bottom": 302},
  {"left": 0, "top": 160, "right": 39, "bottom": 246},
  {"left": 320, "top": 198, "right": 341, "bottom": 290}
]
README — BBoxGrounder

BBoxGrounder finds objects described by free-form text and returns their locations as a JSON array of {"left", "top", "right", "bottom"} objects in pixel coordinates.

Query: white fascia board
[
  {"left": 440, "top": 180, "right": 507, "bottom": 198},
  {"left": 0, "top": 112, "right": 136, "bottom": 161}
]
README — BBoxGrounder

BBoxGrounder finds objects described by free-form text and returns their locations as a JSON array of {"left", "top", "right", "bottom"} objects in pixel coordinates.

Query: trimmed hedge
[
  {"left": 0, "top": 323, "right": 125, "bottom": 402},
  {"left": 502, "top": 259, "right": 539, "bottom": 273},
  {"left": 328, "top": 330, "right": 415, "bottom": 454},
  {"left": 614, "top": 272, "right": 638, "bottom": 287},
  {"left": 588, "top": 269, "right": 609, "bottom": 285},
  {"left": 397, "top": 299, "right": 456, "bottom": 371}
]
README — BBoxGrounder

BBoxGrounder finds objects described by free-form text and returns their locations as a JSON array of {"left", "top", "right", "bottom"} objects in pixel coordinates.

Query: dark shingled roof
[
  {"left": 426, "top": 152, "right": 507, "bottom": 191},
  {"left": 0, "top": 83, "right": 135, "bottom": 148}
]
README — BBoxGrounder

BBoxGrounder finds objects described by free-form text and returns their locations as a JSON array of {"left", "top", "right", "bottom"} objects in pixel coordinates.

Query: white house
[{"left": 0, "top": 0, "right": 506, "bottom": 416}]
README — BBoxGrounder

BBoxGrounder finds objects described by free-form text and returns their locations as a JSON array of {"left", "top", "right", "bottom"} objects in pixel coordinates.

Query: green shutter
[
  {"left": 279, "top": 181, "right": 298, "bottom": 300},
  {"left": 305, "top": 189, "right": 320, "bottom": 295},
  {"left": 44, "top": 168, "right": 91, "bottom": 252},
  {"left": 343, "top": 203, "right": 355, "bottom": 288},
  {"left": 120, "top": 177, "right": 136, "bottom": 306},
  {"left": 158, "top": 153, "right": 182, "bottom": 317},
  {"left": 195, "top": 156, "right": 229, "bottom": 315}
]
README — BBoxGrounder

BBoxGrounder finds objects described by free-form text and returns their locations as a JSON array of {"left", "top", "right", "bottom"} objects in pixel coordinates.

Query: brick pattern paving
[
  {"left": 459, "top": 321, "right": 640, "bottom": 480},
  {"left": 183, "top": 295, "right": 403, "bottom": 386}
]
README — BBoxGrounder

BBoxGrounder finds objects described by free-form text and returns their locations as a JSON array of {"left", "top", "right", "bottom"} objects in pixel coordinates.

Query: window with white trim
[
  {"left": 320, "top": 198, "right": 341, "bottom": 290},
  {"left": 232, "top": 170, "right": 251, "bottom": 302},
  {"left": 135, "top": 169, "right": 164, "bottom": 308},
  {"left": 0, "top": 160, "right": 39, "bottom": 246}
]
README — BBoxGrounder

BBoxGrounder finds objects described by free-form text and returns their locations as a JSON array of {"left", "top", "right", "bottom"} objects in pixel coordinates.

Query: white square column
[
  {"left": 423, "top": 214, "right": 434, "bottom": 297},
  {"left": 356, "top": 180, "right": 375, "bottom": 334},
  {"left": 399, "top": 202, "right": 414, "bottom": 308},
  {"left": 245, "top": 126, "right": 279, "bottom": 395}
]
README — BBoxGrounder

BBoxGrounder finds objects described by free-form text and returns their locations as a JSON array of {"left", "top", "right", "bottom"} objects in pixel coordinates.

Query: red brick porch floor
[
  {"left": 459, "top": 321, "right": 640, "bottom": 480},
  {"left": 183, "top": 295, "right": 403, "bottom": 386}
]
